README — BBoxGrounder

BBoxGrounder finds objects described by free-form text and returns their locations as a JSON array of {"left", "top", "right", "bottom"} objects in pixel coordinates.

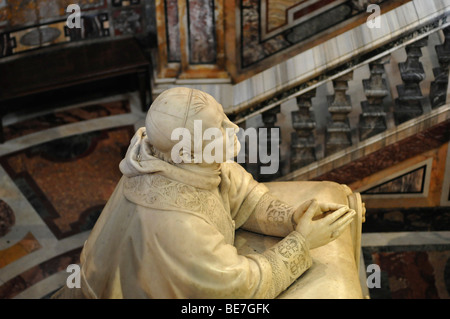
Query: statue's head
[{"left": 145, "top": 87, "right": 240, "bottom": 164}]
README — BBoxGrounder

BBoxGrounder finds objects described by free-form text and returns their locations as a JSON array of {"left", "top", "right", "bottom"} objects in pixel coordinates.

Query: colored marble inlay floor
[
  {"left": 363, "top": 245, "right": 450, "bottom": 299},
  {"left": 0, "top": 232, "right": 41, "bottom": 269},
  {"left": 0, "top": 247, "right": 82, "bottom": 299},
  {"left": 0, "top": 126, "right": 134, "bottom": 239},
  {"left": 0, "top": 93, "right": 143, "bottom": 299},
  {"left": 3, "top": 100, "right": 130, "bottom": 141}
]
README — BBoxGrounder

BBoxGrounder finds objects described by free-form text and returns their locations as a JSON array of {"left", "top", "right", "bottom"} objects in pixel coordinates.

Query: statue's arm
[
  {"left": 241, "top": 192, "right": 297, "bottom": 237},
  {"left": 248, "top": 229, "right": 313, "bottom": 298},
  {"left": 151, "top": 212, "right": 311, "bottom": 299}
]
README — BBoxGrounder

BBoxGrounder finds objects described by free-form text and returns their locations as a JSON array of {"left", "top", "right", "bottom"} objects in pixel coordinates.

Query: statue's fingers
[
  {"left": 293, "top": 199, "right": 313, "bottom": 223},
  {"left": 323, "top": 206, "right": 352, "bottom": 224},
  {"left": 329, "top": 214, "right": 355, "bottom": 240},
  {"left": 296, "top": 199, "right": 313, "bottom": 213},
  {"left": 329, "top": 211, "right": 355, "bottom": 233},
  {"left": 318, "top": 202, "right": 348, "bottom": 213},
  {"left": 303, "top": 199, "right": 319, "bottom": 220},
  {"left": 335, "top": 209, "right": 356, "bottom": 224},
  {"left": 334, "top": 216, "right": 355, "bottom": 236}
]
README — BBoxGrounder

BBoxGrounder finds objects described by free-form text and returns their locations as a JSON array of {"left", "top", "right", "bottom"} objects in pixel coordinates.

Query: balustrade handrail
[
  {"left": 236, "top": 15, "right": 450, "bottom": 182},
  {"left": 232, "top": 18, "right": 450, "bottom": 125}
]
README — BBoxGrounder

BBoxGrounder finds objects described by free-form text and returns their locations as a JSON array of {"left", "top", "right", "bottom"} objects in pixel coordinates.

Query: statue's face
[{"left": 193, "top": 95, "right": 241, "bottom": 163}]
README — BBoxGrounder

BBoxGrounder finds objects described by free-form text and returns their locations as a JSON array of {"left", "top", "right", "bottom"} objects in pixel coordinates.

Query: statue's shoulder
[
  {"left": 123, "top": 173, "right": 233, "bottom": 239},
  {"left": 123, "top": 173, "right": 220, "bottom": 214}
]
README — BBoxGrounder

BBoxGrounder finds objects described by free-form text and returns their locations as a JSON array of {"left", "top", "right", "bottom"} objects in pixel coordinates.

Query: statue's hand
[{"left": 293, "top": 199, "right": 356, "bottom": 250}]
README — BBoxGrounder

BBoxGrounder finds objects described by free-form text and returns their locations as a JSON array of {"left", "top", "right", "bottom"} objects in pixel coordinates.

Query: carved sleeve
[
  {"left": 248, "top": 231, "right": 312, "bottom": 298},
  {"left": 240, "top": 193, "right": 313, "bottom": 298},
  {"left": 242, "top": 192, "right": 296, "bottom": 237}
]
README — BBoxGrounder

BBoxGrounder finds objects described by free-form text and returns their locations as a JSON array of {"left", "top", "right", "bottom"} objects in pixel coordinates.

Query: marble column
[
  {"left": 258, "top": 106, "right": 281, "bottom": 182},
  {"left": 394, "top": 37, "right": 428, "bottom": 124},
  {"left": 430, "top": 27, "right": 450, "bottom": 109},
  {"left": 326, "top": 72, "right": 353, "bottom": 156},
  {"left": 237, "top": 121, "right": 250, "bottom": 172},
  {"left": 290, "top": 90, "right": 317, "bottom": 171},
  {"left": 359, "top": 56, "right": 390, "bottom": 140}
]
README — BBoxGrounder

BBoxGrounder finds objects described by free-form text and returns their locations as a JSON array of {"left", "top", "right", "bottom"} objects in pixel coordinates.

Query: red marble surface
[
  {"left": 368, "top": 248, "right": 450, "bottom": 299},
  {"left": 0, "top": 126, "right": 135, "bottom": 239},
  {"left": 187, "top": 0, "right": 216, "bottom": 64},
  {"left": 166, "top": 0, "right": 181, "bottom": 62},
  {"left": 314, "top": 120, "right": 450, "bottom": 185}
]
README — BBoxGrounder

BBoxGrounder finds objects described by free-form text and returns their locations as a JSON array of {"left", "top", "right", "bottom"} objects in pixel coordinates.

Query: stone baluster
[
  {"left": 359, "top": 56, "right": 390, "bottom": 140},
  {"left": 257, "top": 105, "right": 281, "bottom": 182},
  {"left": 430, "top": 27, "right": 450, "bottom": 109},
  {"left": 326, "top": 72, "right": 353, "bottom": 156},
  {"left": 394, "top": 37, "right": 428, "bottom": 124},
  {"left": 290, "top": 90, "right": 317, "bottom": 171},
  {"left": 235, "top": 121, "right": 248, "bottom": 170}
]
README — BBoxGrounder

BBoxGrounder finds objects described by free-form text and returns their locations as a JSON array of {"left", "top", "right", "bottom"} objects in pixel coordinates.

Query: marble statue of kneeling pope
[{"left": 52, "top": 87, "right": 365, "bottom": 299}]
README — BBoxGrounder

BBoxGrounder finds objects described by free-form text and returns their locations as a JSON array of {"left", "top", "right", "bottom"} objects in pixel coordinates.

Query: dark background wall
[{"left": 0, "top": 0, "right": 157, "bottom": 59}]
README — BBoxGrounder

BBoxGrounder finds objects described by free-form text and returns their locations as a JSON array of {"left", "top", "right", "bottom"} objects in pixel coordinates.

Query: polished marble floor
[
  {"left": 0, "top": 93, "right": 145, "bottom": 299},
  {"left": 0, "top": 92, "right": 449, "bottom": 299}
]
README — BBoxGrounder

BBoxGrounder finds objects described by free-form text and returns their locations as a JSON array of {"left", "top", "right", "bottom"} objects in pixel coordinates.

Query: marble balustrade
[{"left": 239, "top": 24, "right": 450, "bottom": 181}]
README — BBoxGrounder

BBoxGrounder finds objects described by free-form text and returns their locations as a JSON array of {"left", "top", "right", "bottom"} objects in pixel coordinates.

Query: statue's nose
[{"left": 223, "top": 118, "right": 239, "bottom": 132}]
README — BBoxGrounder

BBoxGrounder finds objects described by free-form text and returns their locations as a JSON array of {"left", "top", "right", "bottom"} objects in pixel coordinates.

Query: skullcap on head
[{"left": 145, "top": 87, "right": 210, "bottom": 153}]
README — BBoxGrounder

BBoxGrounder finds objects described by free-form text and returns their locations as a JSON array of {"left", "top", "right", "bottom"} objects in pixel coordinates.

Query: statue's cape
[
  {"left": 70, "top": 128, "right": 271, "bottom": 298},
  {"left": 117, "top": 127, "right": 266, "bottom": 229}
]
